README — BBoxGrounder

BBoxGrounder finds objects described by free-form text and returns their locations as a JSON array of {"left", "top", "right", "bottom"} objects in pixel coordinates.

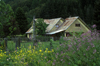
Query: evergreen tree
[
  {"left": 15, "top": 7, "right": 29, "bottom": 34},
  {"left": 0, "top": 0, "right": 18, "bottom": 37},
  {"left": 93, "top": 0, "right": 100, "bottom": 30}
]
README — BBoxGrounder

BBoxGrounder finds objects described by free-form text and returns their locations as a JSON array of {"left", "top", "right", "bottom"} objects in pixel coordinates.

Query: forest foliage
[{"left": 0, "top": 0, "right": 100, "bottom": 37}]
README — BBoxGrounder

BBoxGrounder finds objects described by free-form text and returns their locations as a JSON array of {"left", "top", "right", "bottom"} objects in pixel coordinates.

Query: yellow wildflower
[
  {"left": 45, "top": 51, "right": 47, "bottom": 53},
  {"left": 39, "top": 50, "right": 42, "bottom": 52},
  {"left": 46, "top": 48, "right": 48, "bottom": 50},
  {"left": 41, "top": 53, "right": 43, "bottom": 55},
  {"left": 52, "top": 49, "right": 54, "bottom": 52},
  {"left": 34, "top": 46, "right": 35, "bottom": 49},
  {"left": 17, "top": 47, "right": 19, "bottom": 49},
  {"left": 48, "top": 51, "right": 51, "bottom": 53}
]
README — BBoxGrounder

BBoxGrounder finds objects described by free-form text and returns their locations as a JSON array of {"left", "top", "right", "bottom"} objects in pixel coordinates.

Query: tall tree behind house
[{"left": 15, "top": 7, "right": 29, "bottom": 34}]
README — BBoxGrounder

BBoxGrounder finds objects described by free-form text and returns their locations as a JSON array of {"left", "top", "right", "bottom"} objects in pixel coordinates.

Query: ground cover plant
[{"left": 0, "top": 26, "right": 100, "bottom": 66}]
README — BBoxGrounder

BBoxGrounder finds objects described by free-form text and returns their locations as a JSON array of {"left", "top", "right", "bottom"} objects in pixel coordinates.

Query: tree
[
  {"left": 15, "top": 7, "right": 29, "bottom": 34},
  {"left": 0, "top": 0, "right": 18, "bottom": 37},
  {"left": 93, "top": 0, "right": 100, "bottom": 30},
  {"left": 35, "top": 18, "right": 48, "bottom": 36}
]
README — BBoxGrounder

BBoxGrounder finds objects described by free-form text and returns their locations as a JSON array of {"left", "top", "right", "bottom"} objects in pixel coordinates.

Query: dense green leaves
[
  {"left": 36, "top": 19, "right": 48, "bottom": 35},
  {"left": 15, "top": 7, "right": 28, "bottom": 34},
  {"left": 0, "top": 1, "right": 20, "bottom": 37},
  {"left": 0, "top": 1, "right": 14, "bottom": 37},
  {"left": 93, "top": 0, "right": 100, "bottom": 30},
  {"left": 4, "top": 0, "right": 98, "bottom": 27}
]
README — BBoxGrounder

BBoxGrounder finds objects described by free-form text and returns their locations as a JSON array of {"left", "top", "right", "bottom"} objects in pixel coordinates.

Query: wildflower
[
  {"left": 34, "top": 46, "right": 35, "bottom": 49},
  {"left": 68, "top": 63, "right": 70, "bottom": 65},
  {"left": 68, "top": 47, "right": 70, "bottom": 51},
  {"left": 46, "top": 48, "right": 48, "bottom": 50},
  {"left": 92, "top": 24, "right": 96, "bottom": 28},
  {"left": 4, "top": 52, "right": 6, "bottom": 53},
  {"left": 83, "top": 54, "right": 85, "bottom": 55},
  {"left": 54, "top": 60, "right": 56, "bottom": 61},
  {"left": 78, "top": 43, "right": 81, "bottom": 47},
  {"left": 74, "top": 42, "right": 76, "bottom": 45},
  {"left": 41, "top": 53, "right": 43, "bottom": 55},
  {"left": 52, "top": 62, "right": 55, "bottom": 65},
  {"left": 57, "top": 53, "right": 59, "bottom": 55},
  {"left": 56, "top": 55, "right": 58, "bottom": 58},
  {"left": 7, "top": 59, "right": 9, "bottom": 61},
  {"left": 39, "top": 50, "right": 42, "bottom": 52},
  {"left": 68, "top": 45, "right": 72, "bottom": 48},
  {"left": 48, "top": 51, "right": 51, "bottom": 53},
  {"left": 52, "top": 49, "right": 54, "bottom": 52},
  {"left": 47, "top": 60, "right": 51, "bottom": 63},
  {"left": 45, "top": 51, "right": 47, "bottom": 53},
  {"left": 61, "top": 51, "right": 63, "bottom": 54},
  {"left": 44, "top": 57, "right": 46, "bottom": 59},
  {"left": 61, "top": 59, "right": 63, "bottom": 61},
  {"left": 66, "top": 55, "right": 70, "bottom": 59},
  {"left": 60, "top": 44, "right": 63, "bottom": 46},
  {"left": 91, "top": 43, "right": 95, "bottom": 47},
  {"left": 73, "top": 51, "right": 75, "bottom": 54},
  {"left": 77, "top": 48, "right": 79, "bottom": 50},
  {"left": 86, "top": 46, "right": 90, "bottom": 51},
  {"left": 63, "top": 61, "right": 65, "bottom": 63},
  {"left": 93, "top": 49, "right": 96, "bottom": 54},
  {"left": 17, "top": 47, "right": 19, "bottom": 49}
]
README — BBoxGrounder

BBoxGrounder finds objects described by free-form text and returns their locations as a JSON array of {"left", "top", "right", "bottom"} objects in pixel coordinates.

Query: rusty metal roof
[
  {"left": 46, "top": 18, "right": 61, "bottom": 32},
  {"left": 44, "top": 19, "right": 54, "bottom": 24},
  {"left": 57, "top": 17, "right": 78, "bottom": 30},
  {"left": 46, "top": 16, "right": 78, "bottom": 35}
]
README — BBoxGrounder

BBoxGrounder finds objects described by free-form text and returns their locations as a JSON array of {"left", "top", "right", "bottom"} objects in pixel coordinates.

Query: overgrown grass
[{"left": 0, "top": 28, "right": 100, "bottom": 66}]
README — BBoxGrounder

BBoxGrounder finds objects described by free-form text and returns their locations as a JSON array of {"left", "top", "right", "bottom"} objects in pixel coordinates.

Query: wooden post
[
  {"left": 33, "top": 16, "right": 36, "bottom": 46},
  {"left": 50, "top": 38, "right": 53, "bottom": 50},
  {"left": 15, "top": 38, "right": 20, "bottom": 50},
  {"left": 50, "top": 42, "right": 52, "bottom": 50},
  {"left": 15, "top": 38, "right": 17, "bottom": 50},
  {"left": 18, "top": 38, "right": 20, "bottom": 48},
  {"left": 4, "top": 38, "right": 7, "bottom": 51}
]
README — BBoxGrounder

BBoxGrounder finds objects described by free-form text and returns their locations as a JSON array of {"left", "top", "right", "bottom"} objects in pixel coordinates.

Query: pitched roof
[
  {"left": 46, "top": 16, "right": 90, "bottom": 35},
  {"left": 45, "top": 18, "right": 61, "bottom": 32},
  {"left": 26, "top": 18, "right": 61, "bottom": 33},
  {"left": 26, "top": 27, "right": 33, "bottom": 33},
  {"left": 57, "top": 17, "right": 78, "bottom": 30}
]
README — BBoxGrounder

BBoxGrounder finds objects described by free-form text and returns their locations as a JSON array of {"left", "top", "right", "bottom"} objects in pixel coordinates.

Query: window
[
  {"left": 56, "top": 24, "right": 59, "bottom": 27},
  {"left": 75, "top": 24, "right": 80, "bottom": 27}
]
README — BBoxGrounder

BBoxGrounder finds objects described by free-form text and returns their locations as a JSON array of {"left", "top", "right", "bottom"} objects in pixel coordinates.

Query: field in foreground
[{"left": 0, "top": 30, "right": 100, "bottom": 66}]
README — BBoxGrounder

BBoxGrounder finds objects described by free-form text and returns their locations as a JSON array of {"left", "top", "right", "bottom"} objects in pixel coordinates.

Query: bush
[{"left": 0, "top": 40, "right": 5, "bottom": 50}]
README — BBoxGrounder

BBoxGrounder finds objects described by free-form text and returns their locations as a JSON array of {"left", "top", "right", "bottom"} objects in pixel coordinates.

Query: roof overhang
[
  {"left": 46, "top": 29, "right": 65, "bottom": 35},
  {"left": 26, "top": 29, "right": 33, "bottom": 34}
]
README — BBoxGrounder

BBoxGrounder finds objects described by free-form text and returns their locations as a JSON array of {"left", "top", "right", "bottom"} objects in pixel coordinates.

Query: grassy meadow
[{"left": 0, "top": 29, "right": 100, "bottom": 66}]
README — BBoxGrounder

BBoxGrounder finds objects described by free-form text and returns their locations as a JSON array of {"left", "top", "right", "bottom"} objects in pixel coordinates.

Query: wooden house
[{"left": 26, "top": 16, "right": 91, "bottom": 38}]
